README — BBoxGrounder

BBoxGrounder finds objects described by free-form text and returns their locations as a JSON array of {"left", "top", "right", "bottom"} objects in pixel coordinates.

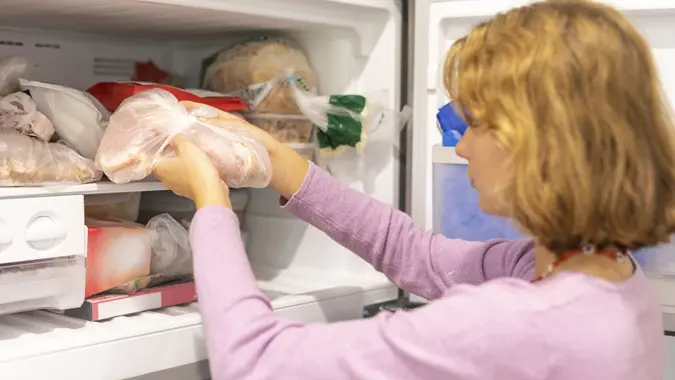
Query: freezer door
[{"left": 408, "top": 0, "right": 512, "bottom": 231}]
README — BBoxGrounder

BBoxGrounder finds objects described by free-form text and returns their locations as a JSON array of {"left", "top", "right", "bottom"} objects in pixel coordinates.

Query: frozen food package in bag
[
  {"left": 0, "top": 92, "right": 55, "bottom": 141},
  {"left": 0, "top": 57, "right": 29, "bottom": 97},
  {"left": 202, "top": 37, "right": 317, "bottom": 113},
  {"left": 95, "top": 88, "right": 272, "bottom": 188},
  {"left": 85, "top": 218, "right": 152, "bottom": 298},
  {"left": 19, "top": 78, "right": 109, "bottom": 160},
  {"left": 146, "top": 213, "right": 192, "bottom": 275},
  {"left": 289, "top": 77, "right": 405, "bottom": 158},
  {"left": 0, "top": 129, "right": 101, "bottom": 186}
]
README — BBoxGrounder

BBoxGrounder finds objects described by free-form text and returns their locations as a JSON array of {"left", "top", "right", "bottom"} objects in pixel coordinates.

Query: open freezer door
[{"left": 408, "top": 0, "right": 675, "bottom": 324}]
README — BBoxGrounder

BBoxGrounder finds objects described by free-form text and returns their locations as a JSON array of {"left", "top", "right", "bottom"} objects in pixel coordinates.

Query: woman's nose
[{"left": 455, "top": 129, "right": 470, "bottom": 159}]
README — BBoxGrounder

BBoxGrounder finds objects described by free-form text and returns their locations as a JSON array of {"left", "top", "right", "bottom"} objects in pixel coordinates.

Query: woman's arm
[
  {"left": 267, "top": 144, "right": 535, "bottom": 299},
  {"left": 190, "top": 206, "right": 544, "bottom": 380}
]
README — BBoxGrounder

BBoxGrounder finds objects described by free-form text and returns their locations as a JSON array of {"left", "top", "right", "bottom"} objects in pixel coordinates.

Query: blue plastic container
[
  {"left": 432, "top": 145, "right": 524, "bottom": 241},
  {"left": 437, "top": 102, "right": 467, "bottom": 147}
]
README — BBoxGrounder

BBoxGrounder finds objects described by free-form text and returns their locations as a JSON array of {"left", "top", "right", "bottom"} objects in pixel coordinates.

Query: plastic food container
[
  {"left": 138, "top": 189, "right": 250, "bottom": 228},
  {"left": 245, "top": 113, "right": 314, "bottom": 143},
  {"left": 432, "top": 145, "right": 523, "bottom": 241}
]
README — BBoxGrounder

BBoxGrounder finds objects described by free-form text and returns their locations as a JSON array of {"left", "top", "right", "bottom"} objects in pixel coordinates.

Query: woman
[{"left": 155, "top": 1, "right": 671, "bottom": 379}]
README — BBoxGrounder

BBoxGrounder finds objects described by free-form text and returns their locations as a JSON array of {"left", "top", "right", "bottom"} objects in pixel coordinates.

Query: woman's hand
[
  {"left": 181, "top": 101, "right": 310, "bottom": 200},
  {"left": 154, "top": 135, "right": 232, "bottom": 210}
]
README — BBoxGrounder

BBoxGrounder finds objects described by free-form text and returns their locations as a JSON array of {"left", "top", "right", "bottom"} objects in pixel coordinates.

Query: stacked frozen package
[
  {"left": 202, "top": 37, "right": 318, "bottom": 144},
  {"left": 0, "top": 57, "right": 105, "bottom": 186},
  {"left": 202, "top": 37, "right": 403, "bottom": 158}
]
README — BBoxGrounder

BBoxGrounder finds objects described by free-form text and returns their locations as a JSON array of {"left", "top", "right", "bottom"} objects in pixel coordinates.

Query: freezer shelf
[
  {"left": 0, "top": 281, "right": 397, "bottom": 380},
  {"left": 0, "top": 143, "right": 316, "bottom": 200}
]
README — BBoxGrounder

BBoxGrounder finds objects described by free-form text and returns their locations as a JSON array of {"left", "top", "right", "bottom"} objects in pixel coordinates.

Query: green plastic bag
[{"left": 289, "top": 77, "right": 385, "bottom": 158}]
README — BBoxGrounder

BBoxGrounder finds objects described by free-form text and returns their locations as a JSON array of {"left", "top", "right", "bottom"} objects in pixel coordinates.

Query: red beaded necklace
[{"left": 531, "top": 244, "right": 627, "bottom": 283}]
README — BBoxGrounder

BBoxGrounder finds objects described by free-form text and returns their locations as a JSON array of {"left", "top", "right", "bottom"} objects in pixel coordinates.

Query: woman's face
[{"left": 455, "top": 127, "right": 510, "bottom": 216}]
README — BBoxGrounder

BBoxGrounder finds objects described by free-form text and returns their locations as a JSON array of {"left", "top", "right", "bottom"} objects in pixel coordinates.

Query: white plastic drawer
[{"left": 0, "top": 195, "right": 86, "bottom": 264}]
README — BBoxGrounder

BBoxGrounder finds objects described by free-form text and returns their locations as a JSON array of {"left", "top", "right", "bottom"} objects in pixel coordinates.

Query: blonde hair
[{"left": 444, "top": 0, "right": 675, "bottom": 253}]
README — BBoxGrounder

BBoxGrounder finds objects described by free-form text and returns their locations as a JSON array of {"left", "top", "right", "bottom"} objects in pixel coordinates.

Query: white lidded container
[
  {"left": 0, "top": 195, "right": 86, "bottom": 316},
  {"left": 432, "top": 145, "right": 523, "bottom": 241}
]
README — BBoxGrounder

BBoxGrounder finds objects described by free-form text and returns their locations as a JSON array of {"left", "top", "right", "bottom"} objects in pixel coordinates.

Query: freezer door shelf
[{"left": 0, "top": 281, "right": 397, "bottom": 380}]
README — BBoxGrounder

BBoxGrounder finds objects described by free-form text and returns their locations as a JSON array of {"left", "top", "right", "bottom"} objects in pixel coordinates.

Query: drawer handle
[{"left": 25, "top": 216, "right": 66, "bottom": 250}]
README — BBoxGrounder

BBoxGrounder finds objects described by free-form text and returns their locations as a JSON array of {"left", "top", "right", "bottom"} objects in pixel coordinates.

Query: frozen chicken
[
  {"left": 0, "top": 92, "right": 55, "bottom": 141},
  {"left": 0, "top": 129, "right": 101, "bottom": 186},
  {"left": 95, "top": 89, "right": 272, "bottom": 188}
]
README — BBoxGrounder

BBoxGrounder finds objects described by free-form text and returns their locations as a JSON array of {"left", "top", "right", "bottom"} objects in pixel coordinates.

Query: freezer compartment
[
  {"left": 0, "top": 274, "right": 394, "bottom": 379},
  {"left": 432, "top": 145, "right": 522, "bottom": 240},
  {"left": 0, "top": 256, "right": 85, "bottom": 317},
  {"left": 138, "top": 189, "right": 250, "bottom": 228}
]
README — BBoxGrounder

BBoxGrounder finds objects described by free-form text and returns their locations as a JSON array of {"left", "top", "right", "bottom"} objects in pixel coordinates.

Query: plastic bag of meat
[
  {"left": 0, "top": 57, "right": 29, "bottom": 97},
  {"left": 0, "top": 129, "right": 102, "bottom": 186},
  {"left": 0, "top": 92, "right": 55, "bottom": 141},
  {"left": 96, "top": 89, "right": 272, "bottom": 188}
]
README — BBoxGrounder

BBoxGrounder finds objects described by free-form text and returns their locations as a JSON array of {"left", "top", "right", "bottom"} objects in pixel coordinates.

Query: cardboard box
[{"left": 65, "top": 281, "right": 196, "bottom": 321}]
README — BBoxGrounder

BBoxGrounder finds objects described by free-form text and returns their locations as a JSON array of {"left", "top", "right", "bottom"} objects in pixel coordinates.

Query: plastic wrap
[
  {"left": 96, "top": 89, "right": 272, "bottom": 188},
  {"left": 0, "top": 92, "right": 55, "bottom": 141},
  {"left": 202, "top": 37, "right": 317, "bottom": 114},
  {"left": 19, "top": 78, "right": 109, "bottom": 160},
  {"left": 0, "top": 129, "right": 102, "bottom": 186},
  {"left": 289, "top": 78, "right": 395, "bottom": 158},
  {"left": 0, "top": 57, "right": 29, "bottom": 97},
  {"left": 146, "top": 213, "right": 192, "bottom": 275}
]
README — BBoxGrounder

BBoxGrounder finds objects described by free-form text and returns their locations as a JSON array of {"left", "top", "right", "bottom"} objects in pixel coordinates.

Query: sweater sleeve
[
  {"left": 189, "top": 206, "right": 546, "bottom": 380},
  {"left": 282, "top": 163, "right": 535, "bottom": 299}
]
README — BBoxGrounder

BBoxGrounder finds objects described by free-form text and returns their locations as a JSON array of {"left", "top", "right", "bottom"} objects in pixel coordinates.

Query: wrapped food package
[
  {"left": 87, "top": 82, "right": 248, "bottom": 113},
  {"left": 19, "top": 79, "right": 109, "bottom": 160},
  {"left": 0, "top": 57, "right": 29, "bottom": 97},
  {"left": 0, "top": 129, "right": 102, "bottom": 186},
  {"left": 146, "top": 213, "right": 192, "bottom": 276},
  {"left": 85, "top": 219, "right": 152, "bottom": 298},
  {"left": 202, "top": 37, "right": 317, "bottom": 114},
  {"left": 202, "top": 37, "right": 318, "bottom": 143},
  {"left": 95, "top": 89, "right": 272, "bottom": 188},
  {"left": 0, "top": 92, "right": 55, "bottom": 141}
]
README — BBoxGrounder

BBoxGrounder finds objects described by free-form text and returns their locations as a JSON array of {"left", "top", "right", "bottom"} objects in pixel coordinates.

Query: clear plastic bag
[
  {"left": 96, "top": 88, "right": 272, "bottom": 188},
  {"left": 288, "top": 77, "right": 402, "bottom": 158},
  {"left": 19, "top": 78, "right": 109, "bottom": 160},
  {"left": 0, "top": 57, "right": 29, "bottom": 97},
  {"left": 0, "top": 129, "right": 102, "bottom": 186},
  {"left": 0, "top": 92, "right": 55, "bottom": 141},
  {"left": 146, "top": 213, "right": 192, "bottom": 276},
  {"left": 202, "top": 37, "right": 317, "bottom": 114}
]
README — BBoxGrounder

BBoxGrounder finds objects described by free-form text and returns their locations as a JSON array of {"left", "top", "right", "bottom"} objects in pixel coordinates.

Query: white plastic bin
[{"left": 432, "top": 145, "right": 523, "bottom": 241}]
